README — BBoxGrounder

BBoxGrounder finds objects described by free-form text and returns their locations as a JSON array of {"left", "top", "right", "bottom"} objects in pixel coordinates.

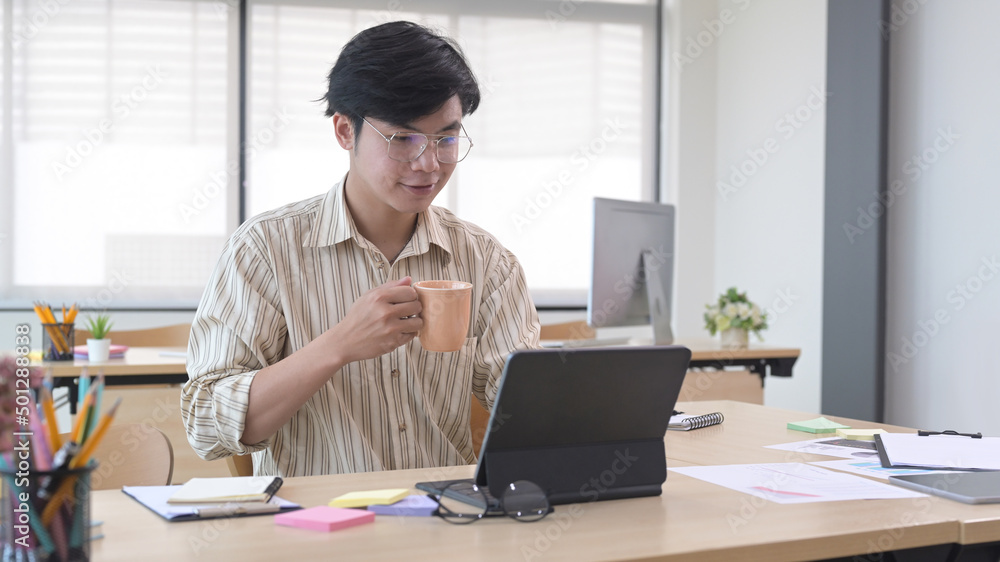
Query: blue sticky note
[{"left": 366, "top": 494, "right": 438, "bottom": 517}]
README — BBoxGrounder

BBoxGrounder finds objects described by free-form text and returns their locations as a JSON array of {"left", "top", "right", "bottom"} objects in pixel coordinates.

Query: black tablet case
[{"left": 473, "top": 346, "right": 691, "bottom": 505}]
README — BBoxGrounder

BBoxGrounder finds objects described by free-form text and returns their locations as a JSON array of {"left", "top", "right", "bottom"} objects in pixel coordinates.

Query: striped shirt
[{"left": 181, "top": 179, "right": 540, "bottom": 477}]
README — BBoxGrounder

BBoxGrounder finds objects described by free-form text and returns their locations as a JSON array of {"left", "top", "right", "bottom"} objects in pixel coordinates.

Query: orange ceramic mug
[{"left": 413, "top": 280, "right": 473, "bottom": 352}]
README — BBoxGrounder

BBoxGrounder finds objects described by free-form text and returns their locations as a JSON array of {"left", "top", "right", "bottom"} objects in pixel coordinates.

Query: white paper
[
  {"left": 669, "top": 463, "right": 926, "bottom": 503},
  {"left": 765, "top": 437, "right": 882, "bottom": 460},
  {"left": 876, "top": 433, "right": 1000, "bottom": 471},
  {"left": 809, "top": 459, "right": 962, "bottom": 481}
]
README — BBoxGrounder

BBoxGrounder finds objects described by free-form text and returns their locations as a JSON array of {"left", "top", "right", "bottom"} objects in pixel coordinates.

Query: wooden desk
[
  {"left": 89, "top": 401, "right": 1000, "bottom": 561},
  {"left": 681, "top": 339, "right": 800, "bottom": 381}
]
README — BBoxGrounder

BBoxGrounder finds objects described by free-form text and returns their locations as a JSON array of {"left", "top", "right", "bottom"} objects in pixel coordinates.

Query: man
[{"left": 181, "top": 21, "right": 540, "bottom": 477}]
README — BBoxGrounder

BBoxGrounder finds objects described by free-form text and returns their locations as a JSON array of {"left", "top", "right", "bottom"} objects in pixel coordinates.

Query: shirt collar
[
  {"left": 304, "top": 176, "right": 354, "bottom": 248},
  {"left": 305, "top": 175, "right": 455, "bottom": 260}
]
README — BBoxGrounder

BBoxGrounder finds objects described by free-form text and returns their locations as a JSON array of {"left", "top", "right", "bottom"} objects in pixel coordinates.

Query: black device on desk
[
  {"left": 889, "top": 472, "right": 1000, "bottom": 504},
  {"left": 417, "top": 346, "right": 692, "bottom": 507}
]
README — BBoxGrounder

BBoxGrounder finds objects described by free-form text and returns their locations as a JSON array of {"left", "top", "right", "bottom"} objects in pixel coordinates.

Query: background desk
[
  {"left": 90, "top": 401, "right": 1000, "bottom": 561},
  {"left": 42, "top": 346, "right": 187, "bottom": 410},
  {"left": 41, "top": 342, "right": 800, "bottom": 408},
  {"left": 678, "top": 340, "right": 799, "bottom": 404}
]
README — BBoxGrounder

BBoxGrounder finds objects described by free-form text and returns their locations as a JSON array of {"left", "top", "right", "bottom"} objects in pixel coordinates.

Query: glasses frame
[
  {"left": 361, "top": 117, "right": 474, "bottom": 164},
  {"left": 428, "top": 480, "right": 553, "bottom": 525}
]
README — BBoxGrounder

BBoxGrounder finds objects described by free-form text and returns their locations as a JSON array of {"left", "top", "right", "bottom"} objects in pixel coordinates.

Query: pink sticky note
[{"left": 274, "top": 506, "right": 375, "bottom": 532}]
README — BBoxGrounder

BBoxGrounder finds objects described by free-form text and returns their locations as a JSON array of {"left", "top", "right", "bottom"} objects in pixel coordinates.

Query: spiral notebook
[{"left": 668, "top": 411, "right": 724, "bottom": 431}]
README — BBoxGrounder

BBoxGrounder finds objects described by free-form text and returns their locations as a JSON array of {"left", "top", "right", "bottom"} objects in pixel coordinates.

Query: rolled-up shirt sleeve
[{"left": 181, "top": 228, "right": 287, "bottom": 460}]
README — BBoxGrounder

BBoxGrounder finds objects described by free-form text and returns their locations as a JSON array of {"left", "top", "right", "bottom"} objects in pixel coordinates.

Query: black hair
[{"left": 322, "top": 21, "right": 481, "bottom": 136}]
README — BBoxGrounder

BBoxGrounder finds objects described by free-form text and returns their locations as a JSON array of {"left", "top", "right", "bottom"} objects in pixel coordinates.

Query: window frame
[{"left": 0, "top": 0, "right": 662, "bottom": 311}]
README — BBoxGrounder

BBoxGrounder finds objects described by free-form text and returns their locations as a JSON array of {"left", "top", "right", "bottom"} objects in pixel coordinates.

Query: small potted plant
[
  {"left": 85, "top": 313, "right": 114, "bottom": 362},
  {"left": 703, "top": 287, "right": 768, "bottom": 348}
]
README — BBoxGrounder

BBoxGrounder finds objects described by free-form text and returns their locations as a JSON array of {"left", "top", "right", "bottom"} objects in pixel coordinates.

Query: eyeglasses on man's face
[
  {"left": 427, "top": 480, "right": 552, "bottom": 524},
  {"left": 362, "top": 117, "right": 474, "bottom": 164}
]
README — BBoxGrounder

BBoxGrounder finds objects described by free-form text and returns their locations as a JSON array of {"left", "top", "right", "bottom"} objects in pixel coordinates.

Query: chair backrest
[
  {"left": 470, "top": 397, "right": 490, "bottom": 458},
  {"left": 62, "top": 423, "right": 174, "bottom": 490},
  {"left": 74, "top": 323, "right": 191, "bottom": 347},
  {"left": 226, "top": 454, "right": 254, "bottom": 477}
]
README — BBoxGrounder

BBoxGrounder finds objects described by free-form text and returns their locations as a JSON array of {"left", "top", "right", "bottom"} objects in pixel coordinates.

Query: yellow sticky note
[
  {"left": 836, "top": 428, "right": 887, "bottom": 441},
  {"left": 329, "top": 488, "right": 410, "bottom": 508}
]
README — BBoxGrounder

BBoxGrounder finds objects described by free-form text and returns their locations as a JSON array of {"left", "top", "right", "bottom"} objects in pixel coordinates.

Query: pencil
[
  {"left": 88, "top": 374, "right": 105, "bottom": 438},
  {"left": 42, "top": 397, "right": 124, "bottom": 525},
  {"left": 78, "top": 369, "right": 90, "bottom": 411},
  {"left": 42, "top": 397, "right": 123, "bottom": 526},
  {"left": 34, "top": 304, "right": 63, "bottom": 353},
  {"left": 26, "top": 395, "right": 52, "bottom": 470},
  {"left": 40, "top": 386, "right": 63, "bottom": 452},
  {"left": 71, "top": 397, "right": 122, "bottom": 470},
  {"left": 70, "top": 388, "right": 95, "bottom": 445}
]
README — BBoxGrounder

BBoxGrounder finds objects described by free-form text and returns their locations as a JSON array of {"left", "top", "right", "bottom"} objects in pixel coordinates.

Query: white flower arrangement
[{"left": 704, "top": 287, "right": 768, "bottom": 340}]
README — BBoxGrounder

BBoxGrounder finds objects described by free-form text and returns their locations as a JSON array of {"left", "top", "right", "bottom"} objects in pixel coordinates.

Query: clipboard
[
  {"left": 874, "top": 432, "right": 1000, "bottom": 471},
  {"left": 123, "top": 485, "right": 301, "bottom": 522}
]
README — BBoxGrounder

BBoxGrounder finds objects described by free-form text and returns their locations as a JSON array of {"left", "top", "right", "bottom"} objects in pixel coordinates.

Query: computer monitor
[{"left": 587, "top": 197, "right": 676, "bottom": 345}]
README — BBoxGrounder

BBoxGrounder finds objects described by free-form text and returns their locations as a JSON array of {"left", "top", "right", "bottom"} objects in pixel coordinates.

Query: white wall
[
  {"left": 884, "top": 0, "right": 1000, "bottom": 435},
  {"left": 670, "top": 0, "right": 827, "bottom": 413}
]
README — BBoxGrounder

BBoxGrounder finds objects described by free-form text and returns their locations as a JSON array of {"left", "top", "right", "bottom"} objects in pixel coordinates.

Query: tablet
[
  {"left": 417, "top": 346, "right": 692, "bottom": 506},
  {"left": 888, "top": 471, "right": 1000, "bottom": 504}
]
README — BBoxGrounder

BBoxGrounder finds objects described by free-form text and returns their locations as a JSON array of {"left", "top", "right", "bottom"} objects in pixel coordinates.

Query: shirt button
[
  {"left": 398, "top": 423, "right": 407, "bottom": 431},
  {"left": 390, "top": 369, "right": 400, "bottom": 378}
]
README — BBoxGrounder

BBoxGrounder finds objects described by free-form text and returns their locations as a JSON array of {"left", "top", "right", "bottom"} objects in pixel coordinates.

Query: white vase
[
  {"left": 87, "top": 338, "right": 112, "bottom": 362},
  {"left": 720, "top": 328, "right": 749, "bottom": 349}
]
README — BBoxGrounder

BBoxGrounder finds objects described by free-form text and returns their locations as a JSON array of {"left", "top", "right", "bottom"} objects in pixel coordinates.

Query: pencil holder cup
[
  {"left": 1, "top": 462, "right": 95, "bottom": 562},
  {"left": 41, "top": 323, "right": 75, "bottom": 361}
]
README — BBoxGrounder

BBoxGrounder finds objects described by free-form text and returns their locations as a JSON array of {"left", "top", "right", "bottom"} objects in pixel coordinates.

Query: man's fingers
[
  {"left": 383, "top": 285, "right": 419, "bottom": 304},
  {"left": 382, "top": 276, "right": 412, "bottom": 289},
  {"left": 393, "top": 300, "right": 422, "bottom": 319},
  {"left": 397, "top": 315, "right": 423, "bottom": 334}
]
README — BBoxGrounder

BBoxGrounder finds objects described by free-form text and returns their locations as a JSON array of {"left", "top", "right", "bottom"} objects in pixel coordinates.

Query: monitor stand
[{"left": 642, "top": 250, "right": 674, "bottom": 345}]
